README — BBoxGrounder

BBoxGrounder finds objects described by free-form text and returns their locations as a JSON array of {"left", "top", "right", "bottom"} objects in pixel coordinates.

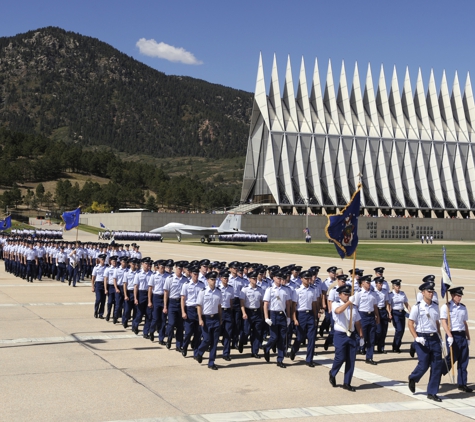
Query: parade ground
[{"left": 2, "top": 230, "right": 475, "bottom": 421}]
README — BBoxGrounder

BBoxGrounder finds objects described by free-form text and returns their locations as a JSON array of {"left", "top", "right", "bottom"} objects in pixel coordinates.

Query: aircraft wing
[{"left": 175, "top": 227, "right": 215, "bottom": 236}]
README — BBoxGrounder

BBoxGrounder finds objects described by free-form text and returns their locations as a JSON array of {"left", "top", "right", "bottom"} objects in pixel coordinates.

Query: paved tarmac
[{"left": 2, "top": 230, "right": 475, "bottom": 421}]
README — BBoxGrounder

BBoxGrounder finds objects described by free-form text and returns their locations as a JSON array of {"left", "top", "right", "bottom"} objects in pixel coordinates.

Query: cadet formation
[{"left": 0, "top": 233, "right": 471, "bottom": 399}]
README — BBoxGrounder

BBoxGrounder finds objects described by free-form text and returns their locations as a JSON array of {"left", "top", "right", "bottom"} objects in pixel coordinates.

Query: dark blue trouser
[
  {"left": 123, "top": 290, "right": 135, "bottom": 324},
  {"left": 391, "top": 309, "right": 406, "bottom": 350},
  {"left": 114, "top": 286, "right": 124, "bottom": 319},
  {"left": 166, "top": 299, "right": 183, "bottom": 348},
  {"left": 330, "top": 331, "right": 358, "bottom": 385},
  {"left": 149, "top": 294, "right": 164, "bottom": 334},
  {"left": 292, "top": 311, "right": 317, "bottom": 363},
  {"left": 68, "top": 265, "right": 79, "bottom": 286},
  {"left": 197, "top": 314, "right": 220, "bottom": 366},
  {"left": 26, "top": 260, "right": 35, "bottom": 282},
  {"left": 265, "top": 311, "right": 287, "bottom": 363},
  {"left": 37, "top": 258, "right": 43, "bottom": 280},
  {"left": 241, "top": 308, "right": 263, "bottom": 354},
  {"left": 221, "top": 309, "right": 233, "bottom": 357},
  {"left": 360, "top": 312, "right": 376, "bottom": 359},
  {"left": 57, "top": 263, "right": 66, "bottom": 282},
  {"left": 183, "top": 306, "right": 201, "bottom": 350},
  {"left": 94, "top": 281, "right": 106, "bottom": 316},
  {"left": 133, "top": 290, "right": 150, "bottom": 334},
  {"left": 106, "top": 284, "right": 116, "bottom": 317},
  {"left": 442, "top": 331, "right": 469, "bottom": 386},
  {"left": 409, "top": 333, "right": 443, "bottom": 395},
  {"left": 51, "top": 259, "right": 57, "bottom": 279},
  {"left": 232, "top": 298, "right": 242, "bottom": 347},
  {"left": 375, "top": 308, "right": 389, "bottom": 352}
]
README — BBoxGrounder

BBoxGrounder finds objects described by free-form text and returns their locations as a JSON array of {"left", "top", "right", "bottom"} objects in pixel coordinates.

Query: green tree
[{"left": 36, "top": 183, "right": 45, "bottom": 205}]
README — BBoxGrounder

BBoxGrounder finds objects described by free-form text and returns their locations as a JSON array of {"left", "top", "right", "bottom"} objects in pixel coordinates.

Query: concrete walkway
[{"left": 1, "top": 231, "right": 475, "bottom": 421}]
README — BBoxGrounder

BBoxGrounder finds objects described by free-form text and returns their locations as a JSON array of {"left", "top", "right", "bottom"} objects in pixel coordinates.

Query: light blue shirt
[
  {"left": 229, "top": 275, "right": 248, "bottom": 298},
  {"left": 389, "top": 290, "right": 408, "bottom": 310},
  {"left": 440, "top": 301, "right": 468, "bottom": 332},
  {"left": 240, "top": 285, "right": 264, "bottom": 309},
  {"left": 219, "top": 284, "right": 234, "bottom": 309},
  {"left": 332, "top": 301, "right": 361, "bottom": 332},
  {"left": 181, "top": 280, "right": 205, "bottom": 306},
  {"left": 134, "top": 270, "right": 153, "bottom": 291},
  {"left": 263, "top": 286, "right": 290, "bottom": 312},
  {"left": 409, "top": 300, "right": 440, "bottom": 333},
  {"left": 92, "top": 264, "right": 107, "bottom": 282},
  {"left": 164, "top": 274, "right": 188, "bottom": 299},
  {"left": 374, "top": 289, "right": 389, "bottom": 308},
  {"left": 148, "top": 271, "right": 169, "bottom": 295},
  {"left": 113, "top": 267, "right": 128, "bottom": 286},
  {"left": 294, "top": 285, "right": 317, "bottom": 311},
  {"left": 354, "top": 289, "right": 378, "bottom": 312},
  {"left": 197, "top": 286, "right": 222, "bottom": 315},
  {"left": 105, "top": 265, "right": 117, "bottom": 285},
  {"left": 124, "top": 269, "right": 137, "bottom": 291}
]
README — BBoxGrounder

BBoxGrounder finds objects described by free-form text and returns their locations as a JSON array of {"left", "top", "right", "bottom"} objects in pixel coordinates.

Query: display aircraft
[{"left": 150, "top": 214, "right": 244, "bottom": 242}]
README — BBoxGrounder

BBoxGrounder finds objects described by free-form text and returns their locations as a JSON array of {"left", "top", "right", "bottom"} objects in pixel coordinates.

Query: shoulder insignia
[{"left": 460, "top": 303, "right": 466, "bottom": 307}]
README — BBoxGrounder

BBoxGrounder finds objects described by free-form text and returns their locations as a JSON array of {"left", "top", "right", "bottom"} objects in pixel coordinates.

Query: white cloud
[{"left": 136, "top": 38, "right": 203, "bottom": 65}]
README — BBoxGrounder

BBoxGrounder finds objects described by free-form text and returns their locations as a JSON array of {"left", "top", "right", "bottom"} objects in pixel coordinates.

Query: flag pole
[
  {"left": 348, "top": 249, "right": 357, "bottom": 333},
  {"left": 445, "top": 292, "right": 455, "bottom": 381}
]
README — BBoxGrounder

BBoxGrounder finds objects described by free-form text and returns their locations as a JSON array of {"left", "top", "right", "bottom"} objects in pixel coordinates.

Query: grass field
[{"left": 199, "top": 241, "right": 475, "bottom": 270}]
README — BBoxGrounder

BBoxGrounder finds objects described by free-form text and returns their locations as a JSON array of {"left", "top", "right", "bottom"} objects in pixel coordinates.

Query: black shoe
[
  {"left": 238, "top": 341, "right": 244, "bottom": 354},
  {"left": 324, "top": 338, "right": 330, "bottom": 351},
  {"left": 68, "top": 280, "right": 71, "bottom": 286},
  {"left": 175, "top": 347, "right": 183, "bottom": 353},
  {"left": 276, "top": 362, "right": 286, "bottom": 368},
  {"left": 458, "top": 385, "right": 474, "bottom": 393},
  {"left": 306, "top": 362, "right": 315, "bottom": 367},
  {"left": 264, "top": 349, "right": 270, "bottom": 363},
  {"left": 98, "top": 315, "right": 104, "bottom": 319},
  {"left": 143, "top": 334, "right": 150, "bottom": 340},
  {"left": 409, "top": 344, "right": 415, "bottom": 358},
  {"left": 365, "top": 359, "right": 377, "bottom": 365},
  {"left": 329, "top": 371, "right": 336, "bottom": 387},
  {"left": 150, "top": 332, "right": 154, "bottom": 342},
  {"left": 342, "top": 384, "right": 356, "bottom": 392},
  {"left": 113, "top": 317, "right": 118, "bottom": 324},
  {"left": 123, "top": 322, "right": 128, "bottom": 329},
  {"left": 408, "top": 377, "right": 416, "bottom": 393},
  {"left": 427, "top": 394, "right": 442, "bottom": 402},
  {"left": 158, "top": 340, "right": 166, "bottom": 345},
  {"left": 376, "top": 350, "right": 387, "bottom": 354},
  {"left": 182, "top": 347, "right": 187, "bottom": 357},
  {"left": 194, "top": 354, "right": 203, "bottom": 364},
  {"left": 223, "top": 356, "right": 231, "bottom": 361},
  {"left": 208, "top": 364, "right": 218, "bottom": 370},
  {"left": 251, "top": 353, "right": 261, "bottom": 359},
  {"left": 289, "top": 350, "right": 296, "bottom": 361},
  {"left": 132, "top": 327, "right": 138, "bottom": 335},
  {"left": 166, "top": 339, "right": 172, "bottom": 349},
  {"left": 272, "top": 346, "right": 276, "bottom": 353},
  {"left": 94, "top": 312, "right": 98, "bottom": 318},
  {"left": 319, "top": 326, "right": 324, "bottom": 337},
  {"left": 105, "top": 315, "right": 110, "bottom": 322}
]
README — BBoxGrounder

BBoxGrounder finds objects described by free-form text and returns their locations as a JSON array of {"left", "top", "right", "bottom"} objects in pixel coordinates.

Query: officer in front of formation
[
  {"left": 263, "top": 270, "right": 291, "bottom": 368},
  {"left": 238, "top": 271, "right": 264, "bottom": 358},
  {"left": 440, "top": 286, "right": 472, "bottom": 392},
  {"left": 289, "top": 270, "right": 318, "bottom": 366},
  {"left": 194, "top": 271, "right": 222, "bottom": 370},
  {"left": 407, "top": 279, "right": 443, "bottom": 402},
  {"left": 91, "top": 254, "right": 108, "bottom": 318}
]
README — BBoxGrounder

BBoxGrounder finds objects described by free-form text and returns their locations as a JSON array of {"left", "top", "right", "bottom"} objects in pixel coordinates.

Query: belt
[
  {"left": 270, "top": 311, "right": 284, "bottom": 315},
  {"left": 204, "top": 314, "right": 216, "bottom": 318},
  {"left": 246, "top": 308, "right": 259, "bottom": 312},
  {"left": 154, "top": 294, "right": 164, "bottom": 298},
  {"left": 222, "top": 307, "right": 231, "bottom": 311},
  {"left": 298, "top": 310, "right": 312, "bottom": 313},
  {"left": 378, "top": 307, "right": 386, "bottom": 310},
  {"left": 452, "top": 330, "right": 466, "bottom": 334},
  {"left": 186, "top": 305, "right": 197, "bottom": 309},
  {"left": 170, "top": 298, "right": 180, "bottom": 302},
  {"left": 27, "top": 260, "right": 34, "bottom": 263},
  {"left": 416, "top": 332, "right": 437, "bottom": 338},
  {"left": 393, "top": 309, "right": 404, "bottom": 312}
]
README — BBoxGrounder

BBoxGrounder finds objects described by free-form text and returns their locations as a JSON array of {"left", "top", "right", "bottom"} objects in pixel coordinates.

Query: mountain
[{"left": 0, "top": 27, "right": 253, "bottom": 158}]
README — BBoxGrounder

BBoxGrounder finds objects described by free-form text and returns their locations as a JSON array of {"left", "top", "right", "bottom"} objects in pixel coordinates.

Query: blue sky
[{"left": 2, "top": 0, "right": 475, "bottom": 94}]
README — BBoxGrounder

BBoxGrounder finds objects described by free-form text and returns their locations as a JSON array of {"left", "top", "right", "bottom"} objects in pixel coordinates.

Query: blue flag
[
  {"left": 62, "top": 208, "right": 81, "bottom": 231},
  {"left": 441, "top": 246, "right": 452, "bottom": 298},
  {"left": 0, "top": 215, "right": 12, "bottom": 231},
  {"left": 325, "top": 187, "right": 361, "bottom": 259},
  {"left": 100, "top": 222, "right": 106, "bottom": 228}
]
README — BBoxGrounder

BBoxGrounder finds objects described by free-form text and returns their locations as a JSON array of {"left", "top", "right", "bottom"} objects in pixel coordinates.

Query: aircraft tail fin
[{"left": 219, "top": 214, "right": 241, "bottom": 232}]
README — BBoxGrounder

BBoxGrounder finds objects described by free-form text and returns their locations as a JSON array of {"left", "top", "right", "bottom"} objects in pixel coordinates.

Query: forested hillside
[{"left": 0, "top": 27, "right": 253, "bottom": 158}]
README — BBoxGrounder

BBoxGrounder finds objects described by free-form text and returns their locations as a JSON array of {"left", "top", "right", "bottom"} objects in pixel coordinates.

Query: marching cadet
[
  {"left": 440, "top": 286, "right": 472, "bottom": 392},
  {"left": 239, "top": 271, "right": 264, "bottom": 358},
  {"left": 263, "top": 270, "right": 291, "bottom": 368},
  {"left": 147, "top": 260, "right": 169, "bottom": 343},
  {"left": 352, "top": 274, "right": 380, "bottom": 364},
  {"left": 123, "top": 259, "right": 138, "bottom": 328},
  {"left": 319, "top": 266, "right": 337, "bottom": 337},
  {"left": 323, "top": 274, "right": 349, "bottom": 350},
  {"left": 67, "top": 247, "right": 79, "bottom": 286},
  {"left": 371, "top": 267, "right": 389, "bottom": 291},
  {"left": 35, "top": 240, "right": 46, "bottom": 281},
  {"left": 407, "top": 279, "right": 443, "bottom": 402},
  {"left": 24, "top": 241, "right": 38, "bottom": 283},
  {"left": 56, "top": 246, "right": 68, "bottom": 283},
  {"left": 104, "top": 256, "right": 118, "bottom": 321},
  {"left": 132, "top": 258, "right": 153, "bottom": 337},
  {"left": 374, "top": 276, "right": 391, "bottom": 354},
  {"left": 228, "top": 262, "right": 248, "bottom": 349},
  {"left": 194, "top": 271, "right": 222, "bottom": 370},
  {"left": 163, "top": 261, "right": 189, "bottom": 351},
  {"left": 290, "top": 266, "right": 302, "bottom": 286},
  {"left": 112, "top": 257, "right": 128, "bottom": 324},
  {"left": 389, "top": 279, "right": 410, "bottom": 353},
  {"left": 91, "top": 254, "right": 108, "bottom": 319},
  {"left": 181, "top": 266, "right": 205, "bottom": 356},
  {"left": 198, "top": 259, "right": 210, "bottom": 284},
  {"left": 218, "top": 270, "right": 234, "bottom": 361},
  {"left": 328, "top": 284, "right": 364, "bottom": 391},
  {"left": 289, "top": 270, "right": 318, "bottom": 366}
]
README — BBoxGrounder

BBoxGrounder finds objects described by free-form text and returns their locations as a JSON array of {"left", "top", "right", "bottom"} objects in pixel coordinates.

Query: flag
[
  {"left": 100, "top": 222, "right": 106, "bottom": 229},
  {"left": 0, "top": 215, "right": 11, "bottom": 231},
  {"left": 325, "top": 186, "right": 361, "bottom": 259},
  {"left": 441, "top": 246, "right": 452, "bottom": 298},
  {"left": 62, "top": 207, "right": 81, "bottom": 231}
]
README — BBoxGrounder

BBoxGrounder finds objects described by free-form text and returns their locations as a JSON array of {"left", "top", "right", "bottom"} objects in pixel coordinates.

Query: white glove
[
  {"left": 265, "top": 318, "right": 273, "bottom": 326},
  {"left": 286, "top": 317, "right": 291, "bottom": 327},
  {"left": 359, "top": 338, "right": 365, "bottom": 347},
  {"left": 349, "top": 295, "right": 355, "bottom": 304},
  {"left": 468, "top": 340, "right": 471, "bottom": 346},
  {"left": 447, "top": 337, "right": 454, "bottom": 347},
  {"left": 415, "top": 337, "right": 426, "bottom": 346}
]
